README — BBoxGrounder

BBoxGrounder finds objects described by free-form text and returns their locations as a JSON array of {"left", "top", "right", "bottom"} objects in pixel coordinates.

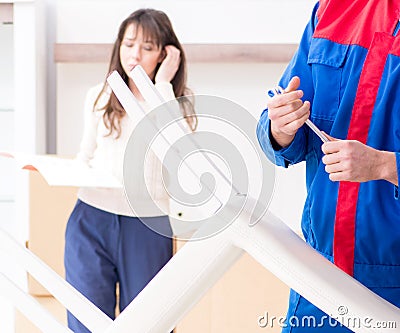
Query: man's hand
[
  {"left": 322, "top": 135, "right": 398, "bottom": 185},
  {"left": 268, "top": 76, "right": 310, "bottom": 148}
]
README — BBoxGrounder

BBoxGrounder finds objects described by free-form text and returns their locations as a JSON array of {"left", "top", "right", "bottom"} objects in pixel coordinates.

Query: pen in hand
[{"left": 268, "top": 86, "right": 329, "bottom": 143}]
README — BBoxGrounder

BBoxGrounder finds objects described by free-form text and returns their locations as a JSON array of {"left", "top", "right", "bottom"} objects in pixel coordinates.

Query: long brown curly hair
[{"left": 94, "top": 8, "right": 197, "bottom": 137}]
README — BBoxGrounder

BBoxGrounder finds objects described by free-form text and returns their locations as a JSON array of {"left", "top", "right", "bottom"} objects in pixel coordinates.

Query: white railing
[
  {"left": 0, "top": 229, "right": 113, "bottom": 333},
  {"left": 1, "top": 197, "right": 400, "bottom": 332},
  {"left": 0, "top": 273, "right": 72, "bottom": 333}
]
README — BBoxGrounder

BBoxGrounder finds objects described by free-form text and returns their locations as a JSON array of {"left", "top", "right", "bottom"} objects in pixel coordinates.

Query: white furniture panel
[
  {"left": 0, "top": 24, "right": 14, "bottom": 110},
  {"left": 0, "top": 112, "right": 16, "bottom": 200}
]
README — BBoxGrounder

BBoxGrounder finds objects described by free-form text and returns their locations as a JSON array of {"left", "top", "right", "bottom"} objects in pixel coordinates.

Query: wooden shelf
[{"left": 54, "top": 43, "right": 298, "bottom": 63}]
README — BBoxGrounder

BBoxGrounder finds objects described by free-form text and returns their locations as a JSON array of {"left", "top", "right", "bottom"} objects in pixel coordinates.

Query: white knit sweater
[{"left": 76, "top": 81, "right": 176, "bottom": 217}]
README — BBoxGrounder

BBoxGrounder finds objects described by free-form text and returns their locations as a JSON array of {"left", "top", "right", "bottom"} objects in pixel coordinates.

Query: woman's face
[{"left": 119, "top": 23, "right": 164, "bottom": 81}]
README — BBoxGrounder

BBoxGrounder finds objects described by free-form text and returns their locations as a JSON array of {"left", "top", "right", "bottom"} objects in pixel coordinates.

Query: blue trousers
[{"left": 65, "top": 200, "right": 173, "bottom": 333}]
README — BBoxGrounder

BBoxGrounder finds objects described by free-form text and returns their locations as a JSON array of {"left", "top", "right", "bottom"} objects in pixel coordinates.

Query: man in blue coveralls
[{"left": 257, "top": 0, "right": 400, "bottom": 331}]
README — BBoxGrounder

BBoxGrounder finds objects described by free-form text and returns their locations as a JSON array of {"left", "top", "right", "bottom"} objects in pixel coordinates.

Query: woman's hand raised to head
[{"left": 155, "top": 45, "right": 181, "bottom": 84}]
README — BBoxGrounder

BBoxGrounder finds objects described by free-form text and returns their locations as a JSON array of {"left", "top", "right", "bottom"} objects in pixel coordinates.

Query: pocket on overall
[{"left": 307, "top": 38, "right": 348, "bottom": 122}]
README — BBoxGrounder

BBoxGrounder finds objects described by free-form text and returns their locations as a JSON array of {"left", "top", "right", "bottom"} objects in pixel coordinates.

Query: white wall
[
  {"left": 0, "top": 24, "right": 14, "bottom": 110},
  {"left": 55, "top": 0, "right": 317, "bottom": 44},
  {"left": 55, "top": 0, "right": 315, "bottom": 231}
]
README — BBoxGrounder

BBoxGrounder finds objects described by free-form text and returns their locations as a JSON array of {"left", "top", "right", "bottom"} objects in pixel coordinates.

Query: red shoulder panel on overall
[{"left": 315, "top": 0, "right": 400, "bottom": 48}]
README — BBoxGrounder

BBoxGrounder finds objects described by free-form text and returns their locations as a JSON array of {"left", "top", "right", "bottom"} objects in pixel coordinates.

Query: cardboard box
[
  {"left": 27, "top": 171, "right": 77, "bottom": 295},
  {"left": 174, "top": 239, "right": 290, "bottom": 333}
]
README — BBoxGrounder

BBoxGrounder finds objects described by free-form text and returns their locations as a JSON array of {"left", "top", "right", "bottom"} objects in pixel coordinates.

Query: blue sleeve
[
  {"left": 256, "top": 2, "right": 319, "bottom": 167},
  {"left": 257, "top": 109, "right": 306, "bottom": 168},
  {"left": 395, "top": 152, "right": 400, "bottom": 200}
]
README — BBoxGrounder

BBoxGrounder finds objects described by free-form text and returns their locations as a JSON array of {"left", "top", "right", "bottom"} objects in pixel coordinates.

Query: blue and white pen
[{"left": 268, "top": 86, "right": 329, "bottom": 143}]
